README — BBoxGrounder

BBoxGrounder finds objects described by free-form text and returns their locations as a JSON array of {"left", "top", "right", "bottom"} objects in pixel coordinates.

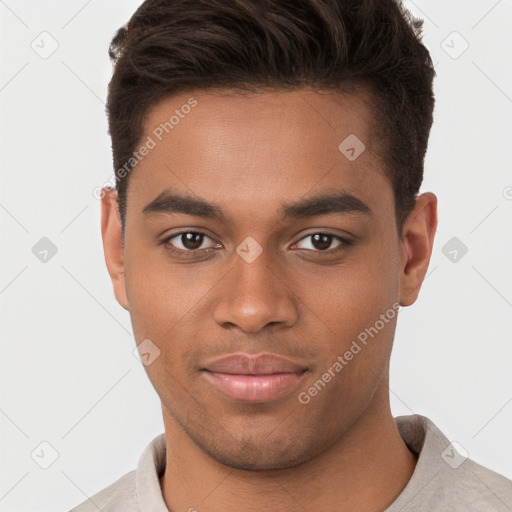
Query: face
[{"left": 102, "top": 87, "right": 436, "bottom": 471}]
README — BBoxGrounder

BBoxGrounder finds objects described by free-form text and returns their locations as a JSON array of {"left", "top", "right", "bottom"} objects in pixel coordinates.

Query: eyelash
[{"left": 161, "top": 231, "right": 352, "bottom": 259}]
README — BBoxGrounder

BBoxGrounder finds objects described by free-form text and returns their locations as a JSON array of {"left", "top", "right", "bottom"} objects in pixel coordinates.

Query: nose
[{"left": 213, "top": 247, "right": 299, "bottom": 334}]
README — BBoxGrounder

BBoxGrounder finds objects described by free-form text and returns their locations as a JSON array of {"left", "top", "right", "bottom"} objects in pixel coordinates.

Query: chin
[{"left": 195, "top": 430, "right": 324, "bottom": 472}]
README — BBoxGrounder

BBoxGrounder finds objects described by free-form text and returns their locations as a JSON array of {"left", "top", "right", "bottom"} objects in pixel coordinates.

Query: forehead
[{"left": 127, "top": 87, "right": 391, "bottom": 221}]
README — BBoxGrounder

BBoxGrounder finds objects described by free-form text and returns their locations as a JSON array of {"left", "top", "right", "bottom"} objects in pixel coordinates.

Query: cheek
[
  {"left": 124, "top": 258, "right": 209, "bottom": 395},
  {"left": 305, "top": 245, "right": 399, "bottom": 325},
  {"left": 296, "top": 240, "right": 401, "bottom": 379},
  {"left": 296, "top": 260, "right": 400, "bottom": 419},
  {"left": 124, "top": 247, "right": 217, "bottom": 347}
]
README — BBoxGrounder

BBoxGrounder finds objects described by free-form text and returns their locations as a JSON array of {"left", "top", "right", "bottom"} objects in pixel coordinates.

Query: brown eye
[
  {"left": 179, "top": 232, "right": 205, "bottom": 250},
  {"left": 311, "top": 233, "right": 334, "bottom": 251},
  {"left": 294, "top": 233, "right": 350, "bottom": 252},
  {"left": 162, "top": 231, "right": 219, "bottom": 257}
]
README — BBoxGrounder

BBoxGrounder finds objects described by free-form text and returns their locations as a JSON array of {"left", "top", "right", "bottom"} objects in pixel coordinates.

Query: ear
[
  {"left": 101, "top": 187, "right": 129, "bottom": 311},
  {"left": 399, "top": 192, "right": 438, "bottom": 307}
]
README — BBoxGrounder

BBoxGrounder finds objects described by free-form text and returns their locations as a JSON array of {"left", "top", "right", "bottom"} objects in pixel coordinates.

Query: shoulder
[
  {"left": 389, "top": 414, "right": 512, "bottom": 511},
  {"left": 441, "top": 456, "right": 512, "bottom": 510},
  {"left": 68, "top": 470, "right": 137, "bottom": 512},
  {"left": 67, "top": 433, "right": 167, "bottom": 512}
]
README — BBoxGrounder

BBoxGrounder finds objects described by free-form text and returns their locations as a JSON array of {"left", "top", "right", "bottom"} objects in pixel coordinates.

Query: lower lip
[{"left": 202, "top": 370, "right": 306, "bottom": 403}]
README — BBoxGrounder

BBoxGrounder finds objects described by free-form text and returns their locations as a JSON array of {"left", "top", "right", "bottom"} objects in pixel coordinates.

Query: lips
[
  {"left": 201, "top": 353, "right": 308, "bottom": 403},
  {"left": 202, "top": 353, "right": 307, "bottom": 375}
]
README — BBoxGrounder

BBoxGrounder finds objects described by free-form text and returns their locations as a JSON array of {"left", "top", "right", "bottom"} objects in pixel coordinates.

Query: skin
[{"left": 101, "top": 87, "right": 437, "bottom": 512}]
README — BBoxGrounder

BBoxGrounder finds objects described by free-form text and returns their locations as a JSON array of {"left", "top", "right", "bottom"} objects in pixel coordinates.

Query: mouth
[
  {"left": 200, "top": 353, "right": 309, "bottom": 403},
  {"left": 201, "top": 369, "right": 308, "bottom": 403}
]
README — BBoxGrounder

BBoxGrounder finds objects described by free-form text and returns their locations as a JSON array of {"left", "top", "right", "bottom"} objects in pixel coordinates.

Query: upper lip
[{"left": 202, "top": 353, "right": 308, "bottom": 375}]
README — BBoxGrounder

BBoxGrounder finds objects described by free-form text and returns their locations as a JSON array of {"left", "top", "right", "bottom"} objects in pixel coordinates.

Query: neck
[{"left": 159, "top": 383, "right": 417, "bottom": 512}]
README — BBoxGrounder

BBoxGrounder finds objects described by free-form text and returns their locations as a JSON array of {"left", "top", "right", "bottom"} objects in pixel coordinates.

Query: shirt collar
[{"left": 136, "top": 432, "right": 168, "bottom": 512}]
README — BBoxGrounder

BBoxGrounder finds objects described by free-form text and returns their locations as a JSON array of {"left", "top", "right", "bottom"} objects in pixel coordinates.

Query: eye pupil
[
  {"left": 311, "top": 233, "right": 332, "bottom": 251},
  {"left": 182, "top": 233, "right": 203, "bottom": 250}
]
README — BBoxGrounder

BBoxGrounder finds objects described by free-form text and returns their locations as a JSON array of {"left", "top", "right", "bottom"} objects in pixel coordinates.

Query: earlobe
[
  {"left": 399, "top": 192, "right": 438, "bottom": 307},
  {"left": 101, "top": 187, "right": 129, "bottom": 311}
]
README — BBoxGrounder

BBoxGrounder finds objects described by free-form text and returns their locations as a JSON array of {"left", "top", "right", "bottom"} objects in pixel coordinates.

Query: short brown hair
[{"left": 107, "top": 0, "right": 435, "bottom": 237}]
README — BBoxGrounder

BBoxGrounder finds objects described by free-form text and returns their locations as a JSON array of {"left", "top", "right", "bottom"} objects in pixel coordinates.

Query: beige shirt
[{"left": 69, "top": 414, "right": 512, "bottom": 511}]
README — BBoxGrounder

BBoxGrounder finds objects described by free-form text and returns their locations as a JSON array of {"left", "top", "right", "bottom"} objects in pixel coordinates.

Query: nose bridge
[{"left": 213, "top": 242, "right": 298, "bottom": 332}]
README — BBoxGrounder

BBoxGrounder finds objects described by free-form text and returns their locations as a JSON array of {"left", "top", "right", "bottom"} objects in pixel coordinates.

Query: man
[{"left": 72, "top": 0, "right": 512, "bottom": 510}]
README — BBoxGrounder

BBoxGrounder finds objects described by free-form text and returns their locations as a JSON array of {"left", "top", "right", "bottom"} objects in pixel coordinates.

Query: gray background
[{"left": 0, "top": 0, "right": 511, "bottom": 510}]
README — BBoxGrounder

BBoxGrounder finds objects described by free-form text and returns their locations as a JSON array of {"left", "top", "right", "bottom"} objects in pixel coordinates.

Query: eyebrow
[
  {"left": 281, "top": 191, "right": 372, "bottom": 219},
  {"left": 142, "top": 189, "right": 372, "bottom": 221}
]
